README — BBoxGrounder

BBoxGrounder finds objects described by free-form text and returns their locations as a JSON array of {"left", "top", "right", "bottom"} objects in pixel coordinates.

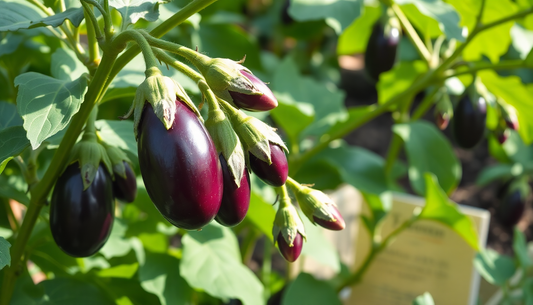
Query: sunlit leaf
[
  {"left": 288, "top": 0, "right": 365, "bottom": 34},
  {"left": 377, "top": 60, "right": 427, "bottom": 104},
  {"left": 96, "top": 120, "right": 137, "bottom": 157},
  {"left": 0, "top": 101, "right": 23, "bottom": 130},
  {"left": 246, "top": 191, "right": 276, "bottom": 241},
  {"left": 299, "top": 211, "right": 340, "bottom": 272},
  {"left": 0, "top": 126, "right": 30, "bottom": 174},
  {"left": 474, "top": 248, "right": 516, "bottom": 285},
  {"left": 337, "top": 4, "right": 381, "bottom": 54},
  {"left": 109, "top": 0, "right": 162, "bottom": 26},
  {"left": 0, "top": 1, "right": 84, "bottom": 32},
  {"left": 281, "top": 273, "right": 341, "bottom": 305}
]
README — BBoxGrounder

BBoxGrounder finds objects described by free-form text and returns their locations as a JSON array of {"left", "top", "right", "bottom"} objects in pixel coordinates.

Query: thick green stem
[
  {"left": 82, "top": 3, "right": 102, "bottom": 70},
  {"left": 140, "top": 32, "right": 205, "bottom": 66},
  {"left": 81, "top": 0, "right": 113, "bottom": 40},
  {"left": 390, "top": 3, "right": 431, "bottom": 63},
  {"left": 198, "top": 80, "right": 221, "bottom": 112},
  {"left": 113, "top": 31, "right": 159, "bottom": 70}
]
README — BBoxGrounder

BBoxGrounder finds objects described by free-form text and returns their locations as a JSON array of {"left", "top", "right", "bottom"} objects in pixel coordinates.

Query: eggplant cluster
[{"left": 50, "top": 161, "right": 137, "bottom": 257}]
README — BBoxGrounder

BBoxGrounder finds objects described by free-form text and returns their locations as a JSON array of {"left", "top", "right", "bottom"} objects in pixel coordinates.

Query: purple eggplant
[
  {"left": 364, "top": 22, "right": 400, "bottom": 82},
  {"left": 497, "top": 190, "right": 526, "bottom": 227},
  {"left": 215, "top": 155, "right": 251, "bottom": 227},
  {"left": 452, "top": 96, "right": 487, "bottom": 149},
  {"left": 138, "top": 101, "right": 223, "bottom": 230},
  {"left": 277, "top": 232, "right": 303, "bottom": 262},
  {"left": 249, "top": 143, "right": 288, "bottom": 187},
  {"left": 229, "top": 70, "right": 278, "bottom": 112},
  {"left": 113, "top": 161, "right": 137, "bottom": 203},
  {"left": 50, "top": 163, "right": 114, "bottom": 257}
]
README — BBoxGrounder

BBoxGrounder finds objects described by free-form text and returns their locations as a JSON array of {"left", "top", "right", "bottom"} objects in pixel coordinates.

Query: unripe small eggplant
[
  {"left": 138, "top": 101, "right": 223, "bottom": 230},
  {"left": 314, "top": 205, "right": 345, "bottom": 231},
  {"left": 497, "top": 190, "right": 526, "bottom": 227},
  {"left": 215, "top": 155, "right": 251, "bottom": 227},
  {"left": 50, "top": 163, "right": 114, "bottom": 257},
  {"left": 364, "top": 22, "right": 400, "bottom": 81},
  {"left": 277, "top": 232, "right": 303, "bottom": 262},
  {"left": 249, "top": 143, "right": 288, "bottom": 187},
  {"left": 229, "top": 70, "right": 278, "bottom": 112},
  {"left": 113, "top": 161, "right": 137, "bottom": 203},
  {"left": 452, "top": 96, "right": 487, "bottom": 149}
]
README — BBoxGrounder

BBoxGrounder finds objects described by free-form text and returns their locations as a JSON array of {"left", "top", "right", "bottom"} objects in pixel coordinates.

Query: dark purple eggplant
[
  {"left": 229, "top": 70, "right": 278, "bottom": 112},
  {"left": 113, "top": 161, "right": 137, "bottom": 203},
  {"left": 497, "top": 190, "right": 526, "bottom": 227},
  {"left": 452, "top": 96, "right": 487, "bottom": 149},
  {"left": 215, "top": 155, "right": 251, "bottom": 227},
  {"left": 50, "top": 163, "right": 114, "bottom": 257},
  {"left": 314, "top": 205, "right": 346, "bottom": 231},
  {"left": 277, "top": 232, "right": 303, "bottom": 262},
  {"left": 364, "top": 22, "right": 400, "bottom": 81},
  {"left": 249, "top": 143, "right": 288, "bottom": 187},
  {"left": 138, "top": 101, "right": 223, "bottom": 230}
]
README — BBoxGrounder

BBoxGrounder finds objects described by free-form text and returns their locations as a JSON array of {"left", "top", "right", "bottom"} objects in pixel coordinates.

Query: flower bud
[
  {"left": 434, "top": 90, "right": 453, "bottom": 130},
  {"left": 229, "top": 70, "right": 278, "bottom": 112},
  {"left": 104, "top": 144, "right": 137, "bottom": 203},
  {"left": 277, "top": 231, "right": 303, "bottom": 263},
  {"left": 497, "top": 129, "right": 509, "bottom": 145},
  {"left": 131, "top": 67, "right": 201, "bottom": 139},
  {"left": 272, "top": 195, "right": 306, "bottom": 263},
  {"left": 68, "top": 140, "right": 113, "bottom": 190},
  {"left": 502, "top": 105, "right": 519, "bottom": 131}
]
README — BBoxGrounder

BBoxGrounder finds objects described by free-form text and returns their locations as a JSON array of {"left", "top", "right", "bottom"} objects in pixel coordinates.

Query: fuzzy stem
[
  {"left": 82, "top": 2, "right": 102, "bottom": 68},
  {"left": 113, "top": 30, "right": 159, "bottom": 70},
  {"left": 285, "top": 176, "right": 303, "bottom": 193},
  {"left": 198, "top": 80, "right": 221, "bottom": 112},
  {"left": 81, "top": 0, "right": 113, "bottom": 39},
  {"left": 139, "top": 31, "right": 206, "bottom": 66},
  {"left": 153, "top": 48, "right": 204, "bottom": 83}
]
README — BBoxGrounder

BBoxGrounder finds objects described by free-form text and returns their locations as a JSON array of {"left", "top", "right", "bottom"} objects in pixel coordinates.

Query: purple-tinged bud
[
  {"left": 435, "top": 112, "right": 450, "bottom": 130},
  {"left": 113, "top": 161, "right": 138, "bottom": 203},
  {"left": 272, "top": 190, "right": 306, "bottom": 263},
  {"left": 249, "top": 143, "right": 288, "bottom": 187},
  {"left": 215, "top": 155, "right": 251, "bottom": 227},
  {"left": 313, "top": 204, "right": 345, "bottom": 231},
  {"left": 277, "top": 232, "right": 303, "bottom": 262},
  {"left": 497, "top": 129, "right": 509, "bottom": 145},
  {"left": 229, "top": 70, "right": 278, "bottom": 112}
]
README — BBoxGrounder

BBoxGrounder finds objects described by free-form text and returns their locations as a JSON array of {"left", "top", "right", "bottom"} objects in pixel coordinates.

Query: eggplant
[
  {"left": 113, "top": 161, "right": 137, "bottom": 203},
  {"left": 452, "top": 96, "right": 487, "bottom": 149},
  {"left": 364, "top": 22, "right": 400, "bottom": 81},
  {"left": 215, "top": 155, "right": 251, "bottom": 227},
  {"left": 249, "top": 143, "right": 288, "bottom": 187},
  {"left": 277, "top": 232, "right": 303, "bottom": 262},
  {"left": 229, "top": 70, "right": 278, "bottom": 112}
]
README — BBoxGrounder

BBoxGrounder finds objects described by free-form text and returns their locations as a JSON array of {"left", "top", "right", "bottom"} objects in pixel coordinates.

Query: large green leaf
[
  {"left": 0, "top": 236, "right": 10, "bottom": 270},
  {"left": 281, "top": 273, "right": 341, "bottom": 305},
  {"left": 0, "top": 1, "right": 84, "bottom": 32},
  {"left": 512, "top": 227, "right": 533, "bottom": 269},
  {"left": 479, "top": 70, "right": 533, "bottom": 144},
  {"left": 476, "top": 163, "right": 516, "bottom": 186},
  {"left": 288, "top": 0, "right": 365, "bottom": 34},
  {"left": 139, "top": 252, "right": 193, "bottom": 305},
  {"left": 51, "top": 48, "right": 87, "bottom": 82},
  {"left": 0, "top": 101, "right": 22, "bottom": 130},
  {"left": 15, "top": 72, "right": 88, "bottom": 149},
  {"left": 299, "top": 210, "right": 340, "bottom": 272},
  {"left": 180, "top": 224, "right": 264, "bottom": 305},
  {"left": 109, "top": 0, "right": 162, "bottom": 26},
  {"left": 397, "top": 0, "right": 463, "bottom": 41},
  {"left": 246, "top": 191, "right": 276, "bottom": 241},
  {"left": 96, "top": 120, "right": 137, "bottom": 157},
  {"left": 474, "top": 248, "right": 516, "bottom": 285},
  {"left": 420, "top": 173, "right": 479, "bottom": 250},
  {"left": 510, "top": 24, "right": 533, "bottom": 59},
  {"left": 270, "top": 92, "right": 314, "bottom": 143},
  {"left": 100, "top": 218, "right": 133, "bottom": 259},
  {"left": 337, "top": 4, "right": 381, "bottom": 55},
  {"left": 0, "top": 126, "right": 30, "bottom": 175},
  {"left": 377, "top": 61, "right": 427, "bottom": 104},
  {"left": 393, "top": 121, "right": 461, "bottom": 195}
]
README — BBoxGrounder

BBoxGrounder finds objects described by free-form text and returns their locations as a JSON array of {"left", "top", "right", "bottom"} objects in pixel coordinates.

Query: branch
[{"left": 391, "top": 3, "right": 431, "bottom": 63}]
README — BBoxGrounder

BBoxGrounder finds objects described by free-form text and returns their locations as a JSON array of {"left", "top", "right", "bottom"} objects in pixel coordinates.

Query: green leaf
[
  {"left": 246, "top": 191, "right": 276, "bottom": 241},
  {"left": 510, "top": 24, "right": 533, "bottom": 59},
  {"left": 100, "top": 218, "right": 133, "bottom": 259},
  {"left": 180, "top": 224, "right": 264, "bottom": 305},
  {"left": 109, "top": 0, "right": 162, "bottom": 26},
  {"left": 0, "top": 101, "right": 23, "bottom": 130},
  {"left": 98, "top": 263, "right": 139, "bottom": 278},
  {"left": 288, "top": 0, "right": 365, "bottom": 34},
  {"left": 512, "top": 227, "right": 533, "bottom": 269},
  {"left": 421, "top": 173, "right": 479, "bottom": 250},
  {"left": 412, "top": 292, "right": 435, "bottom": 305},
  {"left": 96, "top": 120, "right": 137, "bottom": 157},
  {"left": 476, "top": 164, "right": 515, "bottom": 186},
  {"left": 0, "top": 126, "right": 30, "bottom": 175},
  {"left": 51, "top": 48, "right": 87, "bottom": 81},
  {"left": 402, "top": 4, "right": 443, "bottom": 39},
  {"left": 15, "top": 72, "right": 88, "bottom": 149},
  {"left": 337, "top": 4, "right": 381, "bottom": 55},
  {"left": 281, "top": 273, "right": 341, "bottom": 305},
  {"left": 361, "top": 191, "right": 392, "bottom": 224},
  {"left": 299, "top": 211, "right": 340, "bottom": 272},
  {"left": 501, "top": 130, "right": 533, "bottom": 165},
  {"left": 393, "top": 121, "right": 461, "bottom": 195},
  {"left": 0, "top": 236, "right": 11, "bottom": 270},
  {"left": 0, "top": 34, "right": 25, "bottom": 58},
  {"left": 0, "top": 2, "right": 84, "bottom": 31},
  {"left": 270, "top": 92, "right": 315, "bottom": 142},
  {"left": 139, "top": 253, "right": 192, "bottom": 305},
  {"left": 479, "top": 70, "right": 533, "bottom": 144},
  {"left": 377, "top": 61, "right": 427, "bottom": 104},
  {"left": 474, "top": 248, "right": 516, "bottom": 285}
]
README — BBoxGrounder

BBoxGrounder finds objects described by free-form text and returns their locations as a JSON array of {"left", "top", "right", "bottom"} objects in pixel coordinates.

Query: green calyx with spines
[
  {"left": 103, "top": 143, "right": 132, "bottom": 180},
  {"left": 287, "top": 179, "right": 336, "bottom": 225},
  {"left": 68, "top": 139, "right": 113, "bottom": 190},
  {"left": 272, "top": 188, "right": 306, "bottom": 247}
]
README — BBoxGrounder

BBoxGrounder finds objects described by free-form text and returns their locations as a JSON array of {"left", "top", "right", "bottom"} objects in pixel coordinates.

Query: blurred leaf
[
  {"left": 402, "top": 4, "right": 443, "bottom": 39},
  {"left": 397, "top": 0, "right": 463, "bottom": 41},
  {"left": 501, "top": 130, "right": 533, "bottom": 165},
  {"left": 0, "top": 126, "right": 30, "bottom": 175},
  {"left": 299, "top": 211, "right": 340, "bottom": 272},
  {"left": 109, "top": 0, "right": 161, "bottom": 25},
  {"left": 270, "top": 92, "right": 315, "bottom": 142},
  {"left": 0, "top": 236, "right": 11, "bottom": 270},
  {"left": 0, "top": 34, "right": 25, "bottom": 58},
  {"left": 100, "top": 218, "right": 133, "bottom": 259},
  {"left": 421, "top": 173, "right": 479, "bottom": 250},
  {"left": 15, "top": 72, "right": 88, "bottom": 149},
  {"left": 524, "top": 278, "right": 533, "bottom": 304},
  {"left": 288, "top": 0, "right": 365, "bottom": 34},
  {"left": 0, "top": 101, "right": 22, "bottom": 130},
  {"left": 246, "top": 191, "right": 276, "bottom": 241},
  {"left": 292, "top": 158, "right": 343, "bottom": 190},
  {"left": 361, "top": 191, "right": 392, "bottom": 224},
  {"left": 476, "top": 164, "right": 515, "bottom": 186},
  {"left": 97, "top": 263, "right": 139, "bottom": 279},
  {"left": 510, "top": 24, "right": 533, "bottom": 59},
  {"left": 51, "top": 48, "right": 87, "bottom": 81},
  {"left": 138, "top": 232, "right": 168, "bottom": 253},
  {"left": 281, "top": 273, "right": 341, "bottom": 305},
  {"left": 480, "top": 71, "right": 533, "bottom": 144},
  {"left": 96, "top": 120, "right": 137, "bottom": 157},
  {"left": 0, "top": 1, "right": 84, "bottom": 31},
  {"left": 393, "top": 121, "right": 461, "bottom": 195},
  {"left": 412, "top": 292, "right": 435, "bottom": 305},
  {"left": 180, "top": 224, "right": 264, "bottom": 305},
  {"left": 377, "top": 61, "right": 427, "bottom": 105},
  {"left": 513, "top": 227, "right": 533, "bottom": 269},
  {"left": 488, "top": 133, "right": 512, "bottom": 164},
  {"left": 337, "top": 4, "right": 381, "bottom": 54},
  {"left": 139, "top": 252, "right": 192, "bottom": 305},
  {"left": 474, "top": 248, "right": 516, "bottom": 285},
  {"left": 95, "top": 277, "right": 161, "bottom": 305}
]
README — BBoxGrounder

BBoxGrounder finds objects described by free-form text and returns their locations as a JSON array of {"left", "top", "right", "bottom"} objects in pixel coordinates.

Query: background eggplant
[
  {"left": 50, "top": 163, "right": 114, "bottom": 257},
  {"left": 497, "top": 190, "right": 526, "bottom": 227},
  {"left": 277, "top": 232, "right": 303, "bottom": 262},
  {"left": 113, "top": 161, "right": 137, "bottom": 203},
  {"left": 138, "top": 101, "right": 223, "bottom": 230},
  {"left": 364, "top": 22, "right": 400, "bottom": 82},
  {"left": 215, "top": 155, "right": 251, "bottom": 227},
  {"left": 249, "top": 143, "right": 288, "bottom": 187},
  {"left": 452, "top": 96, "right": 487, "bottom": 149}
]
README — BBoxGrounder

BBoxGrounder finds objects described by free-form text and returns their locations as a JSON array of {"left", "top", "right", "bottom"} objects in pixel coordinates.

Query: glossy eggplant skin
[
  {"left": 365, "top": 22, "right": 400, "bottom": 82},
  {"left": 313, "top": 205, "right": 346, "bottom": 231},
  {"left": 50, "top": 163, "right": 114, "bottom": 257},
  {"left": 452, "top": 96, "right": 487, "bottom": 149},
  {"left": 249, "top": 143, "right": 288, "bottom": 187},
  {"left": 277, "top": 232, "right": 303, "bottom": 263},
  {"left": 229, "top": 71, "right": 278, "bottom": 112},
  {"left": 215, "top": 155, "right": 251, "bottom": 227},
  {"left": 138, "top": 101, "right": 223, "bottom": 230},
  {"left": 497, "top": 191, "right": 526, "bottom": 227},
  {"left": 113, "top": 161, "right": 137, "bottom": 203}
]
